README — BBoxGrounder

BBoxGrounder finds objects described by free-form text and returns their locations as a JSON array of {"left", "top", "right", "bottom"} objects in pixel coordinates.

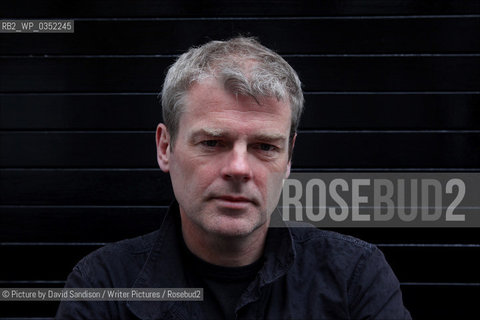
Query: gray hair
[{"left": 160, "top": 37, "right": 304, "bottom": 152}]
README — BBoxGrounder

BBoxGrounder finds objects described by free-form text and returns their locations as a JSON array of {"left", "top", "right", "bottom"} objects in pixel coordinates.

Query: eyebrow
[
  {"left": 190, "top": 128, "right": 287, "bottom": 142},
  {"left": 194, "top": 128, "right": 228, "bottom": 138},
  {"left": 252, "top": 132, "right": 287, "bottom": 143}
]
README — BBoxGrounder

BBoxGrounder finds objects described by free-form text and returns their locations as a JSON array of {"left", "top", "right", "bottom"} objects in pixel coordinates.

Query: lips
[
  {"left": 216, "top": 195, "right": 252, "bottom": 203},
  {"left": 211, "top": 195, "right": 255, "bottom": 210}
]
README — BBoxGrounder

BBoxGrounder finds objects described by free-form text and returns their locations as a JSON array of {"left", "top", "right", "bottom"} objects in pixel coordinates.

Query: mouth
[{"left": 212, "top": 195, "right": 255, "bottom": 209}]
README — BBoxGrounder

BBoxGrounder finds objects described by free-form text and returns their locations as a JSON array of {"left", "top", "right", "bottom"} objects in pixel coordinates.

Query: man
[{"left": 56, "top": 37, "right": 411, "bottom": 319}]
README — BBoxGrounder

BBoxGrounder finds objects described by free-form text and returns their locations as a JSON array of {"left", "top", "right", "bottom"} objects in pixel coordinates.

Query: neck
[{"left": 179, "top": 214, "right": 269, "bottom": 267}]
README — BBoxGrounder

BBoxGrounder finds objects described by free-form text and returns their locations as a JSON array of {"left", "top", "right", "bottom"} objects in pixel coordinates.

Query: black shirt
[
  {"left": 181, "top": 240, "right": 263, "bottom": 320},
  {"left": 56, "top": 201, "right": 412, "bottom": 319}
]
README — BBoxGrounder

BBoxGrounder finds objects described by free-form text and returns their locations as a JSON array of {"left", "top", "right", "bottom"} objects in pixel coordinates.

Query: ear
[
  {"left": 156, "top": 123, "right": 171, "bottom": 172},
  {"left": 285, "top": 132, "right": 297, "bottom": 179}
]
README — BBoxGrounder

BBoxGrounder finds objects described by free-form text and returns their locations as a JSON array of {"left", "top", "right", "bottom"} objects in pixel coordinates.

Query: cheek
[
  {"left": 168, "top": 155, "right": 193, "bottom": 195},
  {"left": 171, "top": 156, "right": 217, "bottom": 192},
  {"left": 254, "top": 170, "right": 278, "bottom": 200}
]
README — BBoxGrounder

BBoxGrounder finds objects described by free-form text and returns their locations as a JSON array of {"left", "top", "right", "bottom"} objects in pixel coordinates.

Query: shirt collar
[
  {"left": 127, "top": 201, "right": 187, "bottom": 319},
  {"left": 236, "top": 209, "right": 296, "bottom": 309},
  {"left": 127, "top": 201, "right": 296, "bottom": 319}
]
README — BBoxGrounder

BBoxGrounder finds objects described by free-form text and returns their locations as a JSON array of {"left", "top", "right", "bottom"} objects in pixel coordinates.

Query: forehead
[{"left": 179, "top": 79, "right": 291, "bottom": 130}]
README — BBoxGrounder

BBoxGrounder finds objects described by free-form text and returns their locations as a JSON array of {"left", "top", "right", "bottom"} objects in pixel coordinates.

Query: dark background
[{"left": 1, "top": 0, "right": 479, "bottom": 318}]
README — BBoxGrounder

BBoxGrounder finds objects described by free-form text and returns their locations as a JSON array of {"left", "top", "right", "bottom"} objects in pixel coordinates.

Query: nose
[{"left": 221, "top": 144, "right": 253, "bottom": 182}]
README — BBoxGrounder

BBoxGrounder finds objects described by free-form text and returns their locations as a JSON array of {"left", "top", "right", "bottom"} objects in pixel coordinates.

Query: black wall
[{"left": 1, "top": 1, "right": 479, "bottom": 318}]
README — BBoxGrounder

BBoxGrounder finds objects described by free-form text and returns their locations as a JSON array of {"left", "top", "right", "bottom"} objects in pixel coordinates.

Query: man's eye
[
  {"left": 260, "top": 144, "right": 273, "bottom": 151},
  {"left": 258, "top": 144, "right": 276, "bottom": 152},
  {"left": 201, "top": 140, "right": 218, "bottom": 147}
]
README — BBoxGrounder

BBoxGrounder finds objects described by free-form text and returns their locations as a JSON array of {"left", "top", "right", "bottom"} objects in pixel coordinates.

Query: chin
[{"left": 206, "top": 216, "right": 264, "bottom": 238}]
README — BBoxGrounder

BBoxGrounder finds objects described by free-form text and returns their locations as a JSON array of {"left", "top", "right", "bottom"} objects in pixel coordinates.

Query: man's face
[{"left": 158, "top": 79, "right": 293, "bottom": 238}]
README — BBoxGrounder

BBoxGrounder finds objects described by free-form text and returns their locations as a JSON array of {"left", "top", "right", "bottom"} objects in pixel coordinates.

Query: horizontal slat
[
  {"left": 1, "top": 132, "right": 480, "bottom": 168},
  {"left": 0, "top": 281, "right": 64, "bottom": 286},
  {"left": 1, "top": 18, "right": 479, "bottom": 55},
  {"left": 1, "top": 93, "right": 479, "bottom": 130},
  {"left": 293, "top": 132, "right": 480, "bottom": 168},
  {"left": 2, "top": 207, "right": 480, "bottom": 243},
  {"left": 0, "top": 301, "right": 59, "bottom": 318},
  {"left": 315, "top": 228, "right": 480, "bottom": 245},
  {"left": 401, "top": 284, "right": 479, "bottom": 319},
  {"left": 0, "top": 132, "right": 158, "bottom": 168},
  {"left": 302, "top": 93, "right": 480, "bottom": 130},
  {"left": 381, "top": 246, "right": 480, "bottom": 283},
  {"left": 0, "top": 0, "right": 478, "bottom": 17},
  {"left": 0, "top": 170, "right": 174, "bottom": 205},
  {"left": 1, "top": 57, "right": 479, "bottom": 92},
  {"left": 0, "top": 206, "right": 168, "bottom": 242},
  {"left": 1, "top": 245, "right": 478, "bottom": 283},
  {"left": 0, "top": 245, "right": 102, "bottom": 281},
  {"left": 0, "top": 94, "right": 161, "bottom": 130}
]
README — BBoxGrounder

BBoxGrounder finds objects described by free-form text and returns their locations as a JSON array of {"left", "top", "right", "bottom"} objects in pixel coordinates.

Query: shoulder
[
  {"left": 287, "top": 227, "right": 410, "bottom": 319},
  {"left": 93, "top": 229, "right": 159, "bottom": 257},
  {"left": 70, "top": 230, "right": 160, "bottom": 287},
  {"left": 288, "top": 226, "right": 384, "bottom": 278},
  {"left": 290, "top": 225, "right": 376, "bottom": 252}
]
